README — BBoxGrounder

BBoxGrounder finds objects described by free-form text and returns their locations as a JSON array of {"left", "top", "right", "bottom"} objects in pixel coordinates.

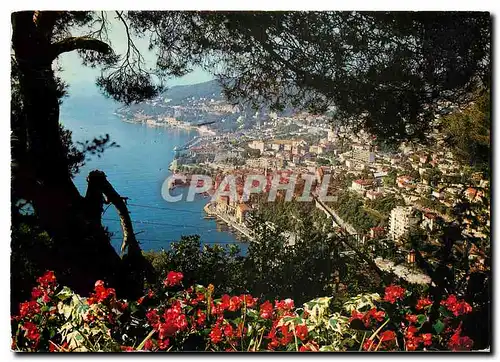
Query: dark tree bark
[{"left": 11, "top": 11, "right": 152, "bottom": 298}]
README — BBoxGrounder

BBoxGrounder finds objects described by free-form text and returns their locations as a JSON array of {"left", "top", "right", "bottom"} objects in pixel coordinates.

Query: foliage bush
[{"left": 12, "top": 271, "right": 475, "bottom": 352}]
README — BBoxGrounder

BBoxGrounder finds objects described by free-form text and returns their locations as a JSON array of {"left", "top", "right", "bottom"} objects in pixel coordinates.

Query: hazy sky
[{"left": 57, "top": 12, "right": 214, "bottom": 97}]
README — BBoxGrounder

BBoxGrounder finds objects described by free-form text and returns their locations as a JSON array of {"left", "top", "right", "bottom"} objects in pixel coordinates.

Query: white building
[
  {"left": 366, "top": 190, "right": 383, "bottom": 200},
  {"left": 352, "top": 144, "right": 375, "bottom": 163},
  {"left": 248, "top": 140, "right": 265, "bottom": 154},
  {"left": 389, "top": 206, "right": 420, "bottom": 241},
  {"left": 350, "top": 179, "right": 373, "bottom": 195},
  {"left": 327, "top": 130, "right": 337, "bottom": 143},
  {"left": 309, "top": 145, "right": 325, "bottom": 155}
]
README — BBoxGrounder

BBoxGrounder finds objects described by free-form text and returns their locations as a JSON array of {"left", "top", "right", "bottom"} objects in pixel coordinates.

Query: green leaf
[
  {"left": 417, "top": 314, "right": 427, "bottom": 325},
  {"left": 56, "top": 286, "right": 73, "bottom": 301},
  {"left": 433, "top": 320, "right": 445, "bottom": 334},
  {"left": 328, "top": 317, "right": 338, "bottom": 329}
]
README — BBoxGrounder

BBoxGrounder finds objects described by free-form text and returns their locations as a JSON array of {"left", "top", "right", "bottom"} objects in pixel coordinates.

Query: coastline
[
  {"left": 204, "top": 202, "right": 255, "bottom": 242},
  {"left": 118, "top": 114, "right": 216, "bottom": 136}
]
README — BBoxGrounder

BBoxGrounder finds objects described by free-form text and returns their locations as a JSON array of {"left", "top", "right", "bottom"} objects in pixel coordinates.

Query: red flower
[
  {"left": 229, "top": 296, "right": 242, "bottom": 311},
  {"left": 164, "top": 271, "right": 183, "bottom": 287},
  {"left": 453, "top": 301, "right": 472, "bottom": 316},
  {"left": 295, "top": 324, "right": 308, "bottom": 341},
  {"left": 164, "top": 302, "right": 182, "bottom": 321},
  {"left": 259, "top": 301, "right": 273, "bottom": 319},
  {"left": 241, "top": 294, "right": 258, "bottom": 308},
  {"left": 157, "top": 338, "right": 170, "bottom": 350},
  {"left": 175, "top": 314, "right": 188, "bottom": 331},
  {"left": 223, "top": 323, "right": 234, "bottom": 338},
  {"left": 448, "top": 329, "right": 474, "bottom": 351},
  {"left": 350, "top": 308, "right": 385, "bottom": 328},
  {"left": 416, "top": 297, "right": 433, "bottom": 310},
  {"left": 441, "top": 295, "right": 473, "bottom": 316},
  {"left": 383, "top": 285, "right": 406, "bottom": 304},
  {"left": 441, "top": 295, "right": 458, "bottom": 309},
  {"left": 363, "top": 338, "right": 374, "bottom": 351},
  {"left": 421, "top": 333, "right": 432, "bottom": 346},
  {"left": 349, "top": 310, "right": 364, "bottom": 323},
  {"left": 37, "top": 271, "right": 56, "bottom": 288},
  {"left": 22, "top": 322, "right": 40, "bottom": 346},
  {"left": 196, "top": 310, "right": 206, "bottom": 326},
  {"left": 120, "top": 346, "right": 134, "bottom": 352},
  {"left": 143, "top": 339, "right": 154, "bottom": 351},
  {"left": 31, "top": 287, "right": 43, "bottom": 300},
  {"left": 118, "top": 301, "right": 128, "bottom": 311},
  {"left": 220, "top": 294, "right": 231, "bottom": 310},
  {"left": 380, "top": 330, "right": 396, "bottom": 342},
  {"left": 405, "top": 326, "right": 422, "bottom": 351},
  {"left": 18, "top": 301, "right": 40, "bottom": 319},
  {"left": 275, "top": 298, "right": 294, "bottom": 312},
  {"left": 279, "top": 325, "right": 293, "bottom": 346},
  {"left": 49, "top": 343, "right": 57, "bottom": 352},
  {"left": 209, "top": 326, "right": 223, "bottom": 344},
  {"left": 406, "top": 325, "right": 418, "bottom": 337},
  {"left": 405, "top": 314, "right": 418, "bottom": 324},
  {"left": 157, "top": 322, "right": 178, "bottom": 339},
  {"left": 88, "top": 280, "right": 115, "bottom": 304},
  {"left": 137, "top": 289, "right": 154, "bottom": 305},
  {"left": 146, "top": 309, "right": 159, "bottom": 327},
  {"left": 268, "top": 339, "right": 280, "bottom": 350},
  {"left": 196, "top": 292, "right": 205, "bottom": 302},
  {"left": 406, "top": 336, "right": 421, "bottom": 351},
  {"left": 367, "top": 308, "right": 385, "bottom": 322}
]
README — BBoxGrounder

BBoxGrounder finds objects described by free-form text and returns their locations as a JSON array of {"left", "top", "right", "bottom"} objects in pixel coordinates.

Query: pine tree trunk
[{"left": 11, "top": 11, "right": 151, "bottom": 298}]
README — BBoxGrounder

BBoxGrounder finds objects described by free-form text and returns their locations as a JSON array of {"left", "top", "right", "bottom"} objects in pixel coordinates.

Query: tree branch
[
  {"left": 86, "top": 170, "right": 141, "bottom": 258},
  {"left": 50, "top": 36, "right": 112, "bottom": 60}
]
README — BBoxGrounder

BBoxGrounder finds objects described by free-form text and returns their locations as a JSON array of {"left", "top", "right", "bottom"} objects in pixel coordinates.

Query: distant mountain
[
  {"left": 162, "top": 80, "right": 223, "bottom": 105},
  {"left": 115, "top": 79, "right": 298, "bottom": 133}
]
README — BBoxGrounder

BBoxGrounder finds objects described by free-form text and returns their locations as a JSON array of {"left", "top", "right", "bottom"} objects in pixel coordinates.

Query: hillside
[
  {"left": 163, "top": 79, "right": 223, "bottom": 105},
  {"left": 116, "top": 79, "right": 295, "bottom": 132}
]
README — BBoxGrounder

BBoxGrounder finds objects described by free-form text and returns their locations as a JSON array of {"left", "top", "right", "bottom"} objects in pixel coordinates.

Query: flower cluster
[
  {"left": 11, "top": 271, "right": 477, "bottom": 352},
  {"left": 164, "top": 271, "right": 183, "bottom": 287},
  {"left": 11, "top": 271, "right": 59, "bottom": 350},
  {"left": 448, "top": 325, "right": 474, "bottom": 351},
  {"left": 441, "top": 295, "right": 473, "bottom": 317},
  {"left": 350, "top": 308, "right": 386, "bottom": 328},
  {"left": 416, "top": 297, "right": 433, "bottom": 310},
  {"left": 87, "top": 280, "right": 116, "bottom": 305},
  {"left": 383, "top": 285, "right": 406, "bottom": 304}
]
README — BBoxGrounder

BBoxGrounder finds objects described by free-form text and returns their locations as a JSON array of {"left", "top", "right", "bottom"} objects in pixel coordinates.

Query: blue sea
[{"left": 59, "top": 94, "right": 244, "bottom": 253}]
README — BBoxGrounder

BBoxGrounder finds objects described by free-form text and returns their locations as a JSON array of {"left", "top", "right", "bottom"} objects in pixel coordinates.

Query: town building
[
  {"left": 327, "top": 130, "right": 337, "bottom": 143},
  {"left": 369, "top": 226, "right": 386, "bottom": 239},
  {"left": 248, "top": 140, "right": 265, "bottom": 154},
  {"left": 236, "top": 204, "right": 252, "bottom": 224},
  {"left": 366, "top": 190, "right": 383, "bottom": 200},
  {"left": 352, "top": 144, "right": 375, "bottom": 163},
  {"left": 350, "top": 179, "right": 373, "bottom": 195},
  {"left": 421, "top": 212, "right": 438, "bottom": 232},
  {"left": 389, "top": 206, "right": 420, "bottom": 241}
]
